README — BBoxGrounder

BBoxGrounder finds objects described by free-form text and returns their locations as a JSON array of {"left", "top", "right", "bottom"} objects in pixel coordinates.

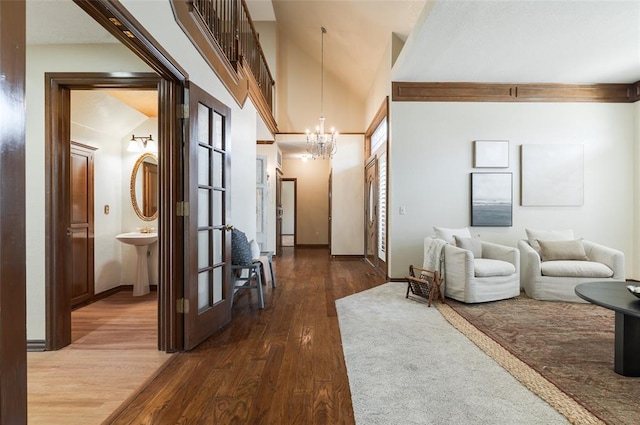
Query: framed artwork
[
  {"left": 473, "top": 140, "right": 509, "bottom": 168},
  {"left": 471, "top": 173, "right": 512, "bottom": 227},
  {"left": 521, "top": 144, "right": 584, "bottom": 206}
]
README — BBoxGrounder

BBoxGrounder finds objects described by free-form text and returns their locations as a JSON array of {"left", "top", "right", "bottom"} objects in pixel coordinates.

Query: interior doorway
[
  {"left": 45, "top": 74, "right": 163, "bottom": 351},
  {"left": 281, "top": 178, "right": 297, "bottom": 247}
]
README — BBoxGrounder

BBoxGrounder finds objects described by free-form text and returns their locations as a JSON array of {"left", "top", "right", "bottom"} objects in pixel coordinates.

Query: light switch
[{"left": 399, "top": 206, "right": 406, "bottom": 215}]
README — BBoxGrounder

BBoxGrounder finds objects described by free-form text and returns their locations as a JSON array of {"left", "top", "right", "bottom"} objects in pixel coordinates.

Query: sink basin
[{"left": 116, "top": 232, "right": 158, "bottom": 246}]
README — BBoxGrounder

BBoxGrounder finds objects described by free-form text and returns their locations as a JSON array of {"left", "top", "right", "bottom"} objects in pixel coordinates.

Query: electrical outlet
[
  {"left": 399, "top": 206, "right": 406, "bottom": 215},
  {"left": 104, "top": 205, "right": 110, "bottom": 215}
]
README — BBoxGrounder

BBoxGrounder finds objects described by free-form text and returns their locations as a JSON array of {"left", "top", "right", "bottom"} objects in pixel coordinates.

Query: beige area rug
[{"left": 336, "top": 282, "right": 575, "bottom": 425}]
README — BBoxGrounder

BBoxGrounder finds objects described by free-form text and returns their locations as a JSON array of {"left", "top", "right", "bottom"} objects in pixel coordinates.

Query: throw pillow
[
  {"left": 434, "top": 226, "right": 471, "bottom": 245},
  {"left": 538, "top": 239, "right": 589, "bottom": 262},
  {"left": 231, "top": 228, "right": 253, "bottom": 265},
  {"left": 249, "top": 239, "right": 260, "bottom": 260},
  {"left": 454, "top": 236, "right": 483, "bottom": 258},
  {"left": 525, "top": 228, "right": 574, "bottom": 254}
]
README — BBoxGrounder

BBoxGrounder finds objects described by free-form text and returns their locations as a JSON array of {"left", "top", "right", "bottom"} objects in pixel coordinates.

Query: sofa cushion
[
  {"left": 474, "top": 258, "right": 516, "bottom": 277},
  {"left": 541, "top": 260, "right": 613, "bottom": 278},
  {"left": 538, "top": 239, "right": 589, "bottom": 261},
  {"left": 454, "top": 236, "right": 482, "bottom": 258},
  {"left": 525, "top": 228, "right": 574, "bottom": 254},
  {"left": 434, "top": 226, "right": 471, "bottom": 245}
]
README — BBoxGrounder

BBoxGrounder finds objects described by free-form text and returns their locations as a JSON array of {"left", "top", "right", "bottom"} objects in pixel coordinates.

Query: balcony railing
[{"left": 191, "top": 0, "right": 274, "bottom": 112}]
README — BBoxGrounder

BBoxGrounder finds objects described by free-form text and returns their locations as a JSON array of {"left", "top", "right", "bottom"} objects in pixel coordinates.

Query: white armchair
[
  {"left": 444, "top": 241, "right": 521, "bottom": 303},
  {"left": 519, "top": 233, "right": 625, "bottom": 302}
]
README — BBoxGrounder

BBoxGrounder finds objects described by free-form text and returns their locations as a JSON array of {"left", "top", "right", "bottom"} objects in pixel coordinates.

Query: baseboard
[
  {"left": 72, "top": 284, "right": 158, "bottom": 311},
  {"left": 331, "top": 255, "right": 364, "bottom": 260},
  {"left": 389, "top": 277, "right": 406, "bottom": 282},
  {"left": 27, "top": 340, "right": 46, "bottom": 352},
  {"left": 295, "top": 244, "right": 329, "bottom": 249}
]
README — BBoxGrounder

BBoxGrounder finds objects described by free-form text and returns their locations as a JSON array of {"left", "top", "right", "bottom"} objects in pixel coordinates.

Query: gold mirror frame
[{"left": 130, "top": 153, "right": 158, "bottom": 221}]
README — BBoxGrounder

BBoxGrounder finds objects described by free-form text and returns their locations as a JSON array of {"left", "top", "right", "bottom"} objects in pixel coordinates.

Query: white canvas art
[
  {"left": 521, "top": 144, "right": 584, "bottom": 206},
  {"left": 474, "top": 140, "right": 509, "bottom": 168}
]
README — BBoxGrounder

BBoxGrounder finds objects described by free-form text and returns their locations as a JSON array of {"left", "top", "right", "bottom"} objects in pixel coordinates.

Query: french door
[{"left": 184, "top": 82, "right": 232, "bottom": 350}]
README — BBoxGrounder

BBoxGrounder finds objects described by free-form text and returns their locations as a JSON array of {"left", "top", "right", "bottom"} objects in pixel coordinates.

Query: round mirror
[{"left": 130, "top": 153, "right": 158, "bottom": 221}]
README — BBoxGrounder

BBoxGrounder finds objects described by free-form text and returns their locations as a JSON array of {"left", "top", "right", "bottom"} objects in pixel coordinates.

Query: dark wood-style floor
[{"left": 107, "top": 247, "right": 386, "bottom": 424}]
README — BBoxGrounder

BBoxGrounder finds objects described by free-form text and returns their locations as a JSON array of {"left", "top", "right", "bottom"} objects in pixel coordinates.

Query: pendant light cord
[{"left": 321, "top": 26, "right": 326, "bottom": 117}]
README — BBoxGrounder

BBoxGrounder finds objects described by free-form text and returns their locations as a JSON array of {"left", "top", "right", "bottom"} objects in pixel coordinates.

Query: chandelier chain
[
  {"left": 321, "top": 26, "right": 325, "bottom": 117},
  {"left": 305, "top": 26, "right": 338, "bottom": 160}
]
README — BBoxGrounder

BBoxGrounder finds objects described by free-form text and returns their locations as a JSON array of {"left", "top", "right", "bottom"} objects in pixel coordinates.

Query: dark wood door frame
[
  {"left": 281, "top": 178, "right": 298, "bottom": 247},
  {"left": 45, "top": 73, "right": 163, "bottom": 351},
  {"left": 45, "top": 3, "right": 189, "bottom": 353},
  {"left": 275, "top": 169, "right": 283, "bottom": 256},
  {"left": 0, "top": 0, "right": 27, "bottom": 421}
]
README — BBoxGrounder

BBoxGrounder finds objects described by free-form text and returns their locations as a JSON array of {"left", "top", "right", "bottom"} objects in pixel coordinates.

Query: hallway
[{"left": 108, "top": 248, "right": 385, "bottom": 424}]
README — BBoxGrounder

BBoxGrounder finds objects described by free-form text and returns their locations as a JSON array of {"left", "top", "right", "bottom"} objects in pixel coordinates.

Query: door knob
[{"left": 223, "top": 225, "right": 234, "bottom": 231}]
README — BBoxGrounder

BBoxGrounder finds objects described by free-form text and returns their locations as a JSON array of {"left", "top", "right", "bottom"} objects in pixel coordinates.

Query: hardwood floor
[
  {"left": 27, "top": 291, "right": 173, "bottom": 424},
  {"left": 108, "top": 247, "right": 386, "bottom": 424}
]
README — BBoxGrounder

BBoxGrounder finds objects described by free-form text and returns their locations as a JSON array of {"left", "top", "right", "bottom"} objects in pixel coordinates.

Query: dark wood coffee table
[{"left": 575, "top": 281, "right": 640, "bottom": 377}]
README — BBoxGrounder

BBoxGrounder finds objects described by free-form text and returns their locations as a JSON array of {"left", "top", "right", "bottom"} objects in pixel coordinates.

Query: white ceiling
[
  {"left": 393, "top": 0, "right": 640, "bottom": 84},
  {"left": 26, "top": 0, "right": 117, "bottom": 44}
]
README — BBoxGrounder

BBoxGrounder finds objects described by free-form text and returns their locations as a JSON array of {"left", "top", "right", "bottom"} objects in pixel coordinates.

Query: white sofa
[{"left": 518, "top": 229, "right": 625, "bottom": 302}]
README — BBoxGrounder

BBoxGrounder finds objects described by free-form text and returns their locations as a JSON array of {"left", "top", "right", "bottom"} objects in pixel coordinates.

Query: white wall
[
  {"left": 389, "top": 101, "right": 636, "bottom": 279},
  {"left": 26, "top": 43, "right": 154, "bottom": 340},
  {"left": 120, "top": 119, "right": 160, "bottom": 288},
  {"left": 230, "top": 99, "right": 258, "bottom": 238},
  {"left": 275, "top": 25, "right": 364, "bottom": 133},
  {"left": 331, "top": 134, "right": 365, "bottom": 255}
]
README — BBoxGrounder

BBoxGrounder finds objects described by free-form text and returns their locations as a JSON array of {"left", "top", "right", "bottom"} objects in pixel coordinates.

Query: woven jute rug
[{"left": 437, "top": 295, "right": 639, "bottom": 425}]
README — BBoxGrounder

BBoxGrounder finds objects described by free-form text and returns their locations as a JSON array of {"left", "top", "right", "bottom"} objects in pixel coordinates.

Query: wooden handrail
[{"left": 190, "top": 0, "right": 274, "bottom": 112}]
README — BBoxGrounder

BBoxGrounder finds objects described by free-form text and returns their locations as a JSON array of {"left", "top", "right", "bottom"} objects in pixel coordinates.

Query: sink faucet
[{"left": 138, "top": 226, "right": 155, "bottom": 234}]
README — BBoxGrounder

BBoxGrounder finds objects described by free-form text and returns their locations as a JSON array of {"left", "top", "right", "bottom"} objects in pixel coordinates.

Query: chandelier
[{"left": 306, "top": 27, "right": 338, "bottom": 160}]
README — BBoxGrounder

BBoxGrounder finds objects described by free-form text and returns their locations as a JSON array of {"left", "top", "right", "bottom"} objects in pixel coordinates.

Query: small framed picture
[
  {"left": 474, "top": 140, "right": 509, "bottom": 168},
  {"left": 471, "top": 172, "right": 513, "bottom": 227}
]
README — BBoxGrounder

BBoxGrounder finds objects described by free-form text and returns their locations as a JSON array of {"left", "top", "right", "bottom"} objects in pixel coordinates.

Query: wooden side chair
[{"left": 406, "top": 265, "right": 444, "bottom": 307}]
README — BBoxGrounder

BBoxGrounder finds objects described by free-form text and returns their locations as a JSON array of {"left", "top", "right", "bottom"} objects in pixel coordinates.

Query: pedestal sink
[{"left": 116, "top": 232, "right": 158, "bottom": 296}]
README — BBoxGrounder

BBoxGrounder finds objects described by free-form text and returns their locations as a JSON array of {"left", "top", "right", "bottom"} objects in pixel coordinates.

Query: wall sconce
[{"left": 127, "top": 134, "right": 157, "bottom": 153}]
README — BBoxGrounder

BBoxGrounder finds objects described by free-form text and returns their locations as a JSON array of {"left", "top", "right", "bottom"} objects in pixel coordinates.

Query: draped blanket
[{"left": 423, "top": 237, "right": 447, "bottom": 280}]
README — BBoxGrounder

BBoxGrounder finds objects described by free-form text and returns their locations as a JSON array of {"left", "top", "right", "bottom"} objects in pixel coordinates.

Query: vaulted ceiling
[
  {"left": 249, "top": 0, "right": 640, "bottom": 101},
  {"left": 27, "top": 0, "right": 640, "bottom": 108}
]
